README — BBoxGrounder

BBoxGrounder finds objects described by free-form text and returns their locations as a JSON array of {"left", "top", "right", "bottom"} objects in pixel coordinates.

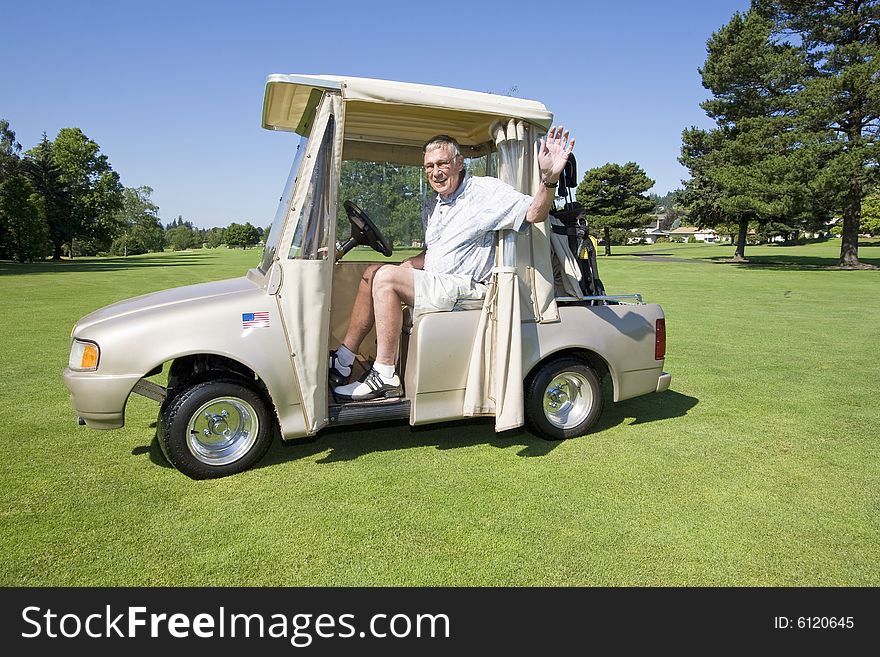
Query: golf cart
[{"left": 63, "top": 74, "right": 670, "bottom": 479}]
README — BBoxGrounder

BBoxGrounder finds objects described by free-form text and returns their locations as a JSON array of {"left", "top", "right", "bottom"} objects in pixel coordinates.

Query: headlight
[{"left": 69, "top": 339, "right": 100, "bottom": 371}]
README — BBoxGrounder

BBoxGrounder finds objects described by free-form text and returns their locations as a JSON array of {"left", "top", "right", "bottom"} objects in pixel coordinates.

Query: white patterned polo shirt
[{"left": 421, "top": 175, "right": 532, "bottom": 283}]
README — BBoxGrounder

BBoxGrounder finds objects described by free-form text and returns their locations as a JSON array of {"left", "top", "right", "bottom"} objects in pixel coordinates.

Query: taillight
[{"left": 655, "top": 318, "right": 666, "bottom": 360}]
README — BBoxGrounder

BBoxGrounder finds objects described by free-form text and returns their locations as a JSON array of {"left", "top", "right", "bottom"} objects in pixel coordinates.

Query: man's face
[{"left": 423, "top": 144, "right": 463, "bottom": 197}]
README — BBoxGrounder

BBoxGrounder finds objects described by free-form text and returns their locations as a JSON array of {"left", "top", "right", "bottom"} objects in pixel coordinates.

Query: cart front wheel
[{"left": 158, "top": 378, "right": 273, "bottom": 479}]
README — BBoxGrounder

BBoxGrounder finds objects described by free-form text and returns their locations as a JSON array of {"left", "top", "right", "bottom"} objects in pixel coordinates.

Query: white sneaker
[{"left": 334, "top": 368, "right": 401, "bottom": 401}]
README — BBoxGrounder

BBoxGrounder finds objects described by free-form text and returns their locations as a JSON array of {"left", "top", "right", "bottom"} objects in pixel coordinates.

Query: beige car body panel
[
  {"left": 63, "top": 272, "right": 309, "bottom": 435},
  {"left": 405, "top": 302, "right": 668, "bottom": 426},
  {"left": 64, "top": 74, "right": 670, "bottom": 446}
]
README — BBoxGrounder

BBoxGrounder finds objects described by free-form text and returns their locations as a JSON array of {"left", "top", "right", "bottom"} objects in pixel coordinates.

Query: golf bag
[{"left": 548, "top": 153, "right": 606, "bottom": 300}]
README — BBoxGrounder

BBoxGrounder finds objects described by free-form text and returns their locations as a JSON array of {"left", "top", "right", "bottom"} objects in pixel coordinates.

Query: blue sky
[{"left": 3, "top": 0, "right": 750, "bottom": 228}]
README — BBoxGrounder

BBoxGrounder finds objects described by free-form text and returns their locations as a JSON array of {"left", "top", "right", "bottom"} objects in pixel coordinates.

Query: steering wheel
[{"left": 337, "top": 200, "right": 393, "bottom": 259}]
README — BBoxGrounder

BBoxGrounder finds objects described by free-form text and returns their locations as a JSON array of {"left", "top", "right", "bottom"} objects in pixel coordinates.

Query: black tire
[
  {"left": 525, "top": 356, "right": 603, "bottom": 440},
  {"left": 157, "top": 378, "right": 273, "bottom": 479}
]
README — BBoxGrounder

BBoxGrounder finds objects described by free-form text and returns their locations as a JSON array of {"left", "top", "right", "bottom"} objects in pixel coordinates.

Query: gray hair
[{"left": 423, "top": 134, "right": 461, "bottom": 158}]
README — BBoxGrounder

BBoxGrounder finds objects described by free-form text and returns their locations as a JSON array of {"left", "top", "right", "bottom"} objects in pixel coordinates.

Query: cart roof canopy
[{"left": 262, "top": 74, "right": 554, "bottom": 163}]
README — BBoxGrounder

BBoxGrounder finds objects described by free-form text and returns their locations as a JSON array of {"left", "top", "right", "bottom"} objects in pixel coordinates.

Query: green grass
[{"left": 1, "top": 241, "right": 878, "bottom": 586}]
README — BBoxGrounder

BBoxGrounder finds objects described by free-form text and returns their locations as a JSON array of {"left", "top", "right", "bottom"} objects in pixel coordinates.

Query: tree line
[
  {"left": 0, "top": 122, "right": 267, "bottom": 263},
  {"left": 3, "top": 1, "right": 876, "bottom": 267}
]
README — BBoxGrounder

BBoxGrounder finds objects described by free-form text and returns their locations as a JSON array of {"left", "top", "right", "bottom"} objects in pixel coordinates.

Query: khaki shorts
[{"left": 411, "top": 269, "right": 487, "bottom": 317}]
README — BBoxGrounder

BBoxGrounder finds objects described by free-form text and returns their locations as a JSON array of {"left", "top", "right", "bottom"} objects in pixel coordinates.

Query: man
[{"left": 332, "top": 126, "right": 575, "bottom": 401}]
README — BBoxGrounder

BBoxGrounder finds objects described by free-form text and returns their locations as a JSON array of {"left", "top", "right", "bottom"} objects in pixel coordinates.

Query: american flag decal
[{"left": 242, "top": 311, "right": 270, "bottom": 329}]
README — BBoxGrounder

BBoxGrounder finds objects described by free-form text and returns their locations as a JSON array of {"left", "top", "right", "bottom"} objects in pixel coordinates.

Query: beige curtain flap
[
  {"left": 491, "top": 268, "right": 524, "bottom": 430},
  {"left": 463, "top": 119, "right": 544, "bottom": 430},
  {"left": 279, "top": 95, "right": 342, "bottom": 433}
]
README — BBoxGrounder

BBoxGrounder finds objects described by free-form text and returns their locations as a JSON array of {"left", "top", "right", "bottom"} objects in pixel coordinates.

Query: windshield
[
  {"left": 289, "top": 116, "right": 334, "bottom": 260},
  {"left": 335, "top": 153, "right": 496, "bottom": 256},
  {"left": 258, "top": 135, "right": 309, "bottom": 273}
]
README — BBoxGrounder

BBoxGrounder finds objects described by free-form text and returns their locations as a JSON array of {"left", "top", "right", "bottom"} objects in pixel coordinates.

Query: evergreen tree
[
  {"left": 165, "top": 215, "right": 195, "bottom": 230},
  {"left": 680, "top": 9, "right": 822, "bottom": 261},
  {"left": 0, "top": 119, "right": 23, "bottom": 259},
  {"left": 27, "top": 128, "right": 123, "bottom": 258},
  {"left": 1, "top": 121, "right": 54, "bottom": 262},
  {"left": 0, "top": 119, "right": 21, "bottom": 180},
  {"left": 575, "top": 162, "right": 655, "bottom": 256},
  {"left": 756, "top": 0, "right": 880, "bottom": 267},
  {"left": 0, "top": 175, "right": 50, "bottom": 262},
  {"left": 23, "top": 136, "right": 72, "bottom": 257}
]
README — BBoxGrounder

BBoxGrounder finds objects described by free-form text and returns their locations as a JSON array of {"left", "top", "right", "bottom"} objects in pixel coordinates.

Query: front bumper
[{"left": 62, "top": 369, "right": 143, "bottom": 429}]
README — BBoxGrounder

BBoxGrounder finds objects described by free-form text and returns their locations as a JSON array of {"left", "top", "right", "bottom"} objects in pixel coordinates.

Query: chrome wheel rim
[
  {"left": 186, "top": 397, "right": 259, "bottom": 466},
  {"left": 542, "top": 372, "right": 593, "bottom": 430}
]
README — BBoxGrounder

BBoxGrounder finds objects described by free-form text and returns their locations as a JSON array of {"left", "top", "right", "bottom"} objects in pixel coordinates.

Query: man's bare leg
[
  {"left": 341, "top": 263, "right": 382, "bottom": 352},
  {"left": 333, "top": 264, "right": 413, "bottom": 400},
  {"left": 370, "top": 264, "right": 415, "bottom": 367}
]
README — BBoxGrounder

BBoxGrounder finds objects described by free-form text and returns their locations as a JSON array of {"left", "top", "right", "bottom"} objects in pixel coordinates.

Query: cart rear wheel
[{"left": 525, "top": 357, "right": 603, "bottom": 440}]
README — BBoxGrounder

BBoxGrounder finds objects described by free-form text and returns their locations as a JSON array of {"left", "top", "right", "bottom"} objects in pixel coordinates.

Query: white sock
[
  {"left": 335, "top": 345, "right": 356, "bottom": 367},
  {"left": 373, "top": 362, "right": 396, "bottom": 381}
]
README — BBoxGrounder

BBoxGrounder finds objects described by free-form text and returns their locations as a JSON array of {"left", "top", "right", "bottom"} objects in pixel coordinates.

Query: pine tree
[
  {"left": 576, "top": 162, "right": 655, "bottom": 256},
  {"left": 23, "top": 136, "right": 72, "bottom": 258},
  {"left": 756, "top": 0, "right": 880, "bottom": 267},
  {"left": 680, "top": 9, "right": 823, "bottom": 261}
]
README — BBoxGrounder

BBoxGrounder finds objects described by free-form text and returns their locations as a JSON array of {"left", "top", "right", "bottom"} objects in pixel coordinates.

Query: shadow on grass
[
  {"left": 631, "top": 253, "right": 713, "bottom": 264},
  {"left": 136, "top": 416, "right": 561, "bottom": 473},
  {"left": 134, "top": 387, "right": 699, "bottom": 472},
  {"left": 267, "top": 388, "right": 699, "bottom": 467},
  {"left": 703, "top": 254, "right": 880, "bottom": 270},
  {"left": 624, "top": 241, "right": 880, "bottom": 270},
  {"left": 0, "top": 252, "right": 225, "bottom": 276},
  {"left": 267, "top": 416, "right": 556, "bottom": 466},
  {"left": 132, "top": 441, "right": 174, "bottom": 469},
  {"left": 592, "top": 388, "right": 698, "bottom": 433},
  {"left": 628, "top": 249, "right": 880, "bottom": 270}
]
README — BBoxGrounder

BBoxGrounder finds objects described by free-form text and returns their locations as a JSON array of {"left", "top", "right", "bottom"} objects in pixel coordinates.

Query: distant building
[
  {"left": 629, "top": 218, "right": 731, "bottom": 245},
  {"left": 629, "top": 215, "right": 668, "bottom": 244},
  {"left": 631, "top": 226, "right": 668, "bottom": 244},
  {"left": 668, "top": 226, "right": 723, "bottom": 243}
]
